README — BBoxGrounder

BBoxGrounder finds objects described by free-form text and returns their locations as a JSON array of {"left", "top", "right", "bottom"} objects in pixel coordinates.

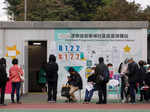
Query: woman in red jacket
[{"left": 9, "top": 58, "right": 23, "bottom": 104}]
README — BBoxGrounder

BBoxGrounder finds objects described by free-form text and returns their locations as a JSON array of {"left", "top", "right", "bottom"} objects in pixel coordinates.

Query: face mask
[{"left": 108, "top": 67, "right": 113, "bottom": 71}]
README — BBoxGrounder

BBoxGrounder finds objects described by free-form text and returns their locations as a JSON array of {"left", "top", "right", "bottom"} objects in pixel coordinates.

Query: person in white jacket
[{"left": 118, "top": 58, "right": 129, "bottom": 103}]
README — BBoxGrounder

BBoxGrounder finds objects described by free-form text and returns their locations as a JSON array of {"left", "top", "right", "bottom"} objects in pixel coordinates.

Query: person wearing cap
[
  {"left": 127, "top": 57, "right": 139, "bottom": 104},
  {"left": 45, "top": 55, "right": 58, "bottom": 103}
]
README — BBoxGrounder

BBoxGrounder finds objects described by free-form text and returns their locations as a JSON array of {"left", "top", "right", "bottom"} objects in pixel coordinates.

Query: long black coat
[
  {"left": 95, "top": 62, "right": 109, "bottom": 83},
  {"left": 127, "top": 61, "right": 139, "bottom": 83},
  {"left": 0, "top": 64, "right": 7, "bottom": 86},
  {"left": 137, "top": 66, "right": 146, "bottom": 85},
  {"left": 145, "top": 71, "right": 150, "bottom": 86},
  {"left": 45, "top": 62, "right": 58, "bottom": 82}
]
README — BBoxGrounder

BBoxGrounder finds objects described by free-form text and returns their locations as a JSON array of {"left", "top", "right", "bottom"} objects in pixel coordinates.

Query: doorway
[{"left": 28, "top": 41, "right": 47, "bottom": 92}]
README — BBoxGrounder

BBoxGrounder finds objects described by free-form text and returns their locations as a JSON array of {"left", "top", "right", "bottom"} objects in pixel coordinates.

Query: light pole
[{"left": 24, "top": 0, "right": 27, "bottom": 21}]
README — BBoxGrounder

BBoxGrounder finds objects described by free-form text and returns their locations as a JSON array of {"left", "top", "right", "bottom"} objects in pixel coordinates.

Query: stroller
[{"left": 140, "top": 85, "right": 150, "bottom": 101}]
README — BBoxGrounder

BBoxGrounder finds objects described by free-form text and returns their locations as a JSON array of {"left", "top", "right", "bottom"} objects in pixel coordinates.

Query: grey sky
[{"left": 0, "top": 0, "right": 150, "bottom": 21}]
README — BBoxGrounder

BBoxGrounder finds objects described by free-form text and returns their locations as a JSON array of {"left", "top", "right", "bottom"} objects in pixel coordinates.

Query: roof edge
[{"left": 0, "top": 21, "right": 149, "bottom": 29}]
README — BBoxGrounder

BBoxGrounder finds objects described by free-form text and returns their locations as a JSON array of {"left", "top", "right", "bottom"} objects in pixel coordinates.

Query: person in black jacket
[
  {"left": 67, "top": 67, "right": 83, "bottom": 102},
  {"left": 127, "top": 57, "right": 139, "bottom": 103},
  {"left": 45, "top": 55, "right": 58, "bottom": 103},
  {"left": 137, "top": 60, "right": 146, "bottom": 102},
  {"left": 0, "top": 58, "right": 8, "bottom": 106},
  {"left": 95, "top": 57, "right": 109, "bottom": 104}
]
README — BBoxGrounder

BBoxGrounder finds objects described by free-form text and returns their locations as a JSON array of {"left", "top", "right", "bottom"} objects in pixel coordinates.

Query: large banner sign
[{"left": 51, "top": 29, "right": 145, "bottom": 95}]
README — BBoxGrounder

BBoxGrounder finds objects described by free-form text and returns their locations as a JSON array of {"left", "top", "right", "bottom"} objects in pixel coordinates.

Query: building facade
[{"left": 0, "top": 21, "right": 148, "bottom": 99}]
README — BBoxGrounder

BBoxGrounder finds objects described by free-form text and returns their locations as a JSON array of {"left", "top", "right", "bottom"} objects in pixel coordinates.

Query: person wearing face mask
[{"left": 107, "top": 63, "right": 113, "bottom": 79}]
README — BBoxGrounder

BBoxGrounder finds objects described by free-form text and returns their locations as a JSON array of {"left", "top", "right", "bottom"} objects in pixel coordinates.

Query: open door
[{"left": 28, "top": 41, "right": 47, "bottom": 92}]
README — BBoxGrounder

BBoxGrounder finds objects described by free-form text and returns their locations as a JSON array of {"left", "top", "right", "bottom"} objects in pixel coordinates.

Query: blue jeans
[
  {"left": 11, "top": 82, "right": 21, "bottom": 102},
  {"left": 84, "top": 89, "right": 94, "bottom": 102}
]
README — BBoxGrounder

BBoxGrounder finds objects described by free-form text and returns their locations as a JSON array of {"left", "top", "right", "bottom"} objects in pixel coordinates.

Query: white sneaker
[
  {"left": 121, "top": 99, "right": 125, "bottom": 103},
  {"left": 48, "top": 100, "right": 56, "bottom": 103}
]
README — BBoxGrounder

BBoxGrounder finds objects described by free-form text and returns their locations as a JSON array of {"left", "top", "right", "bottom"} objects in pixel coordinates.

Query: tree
[
  {"left": 5, "top": 0, "right": 23, "bottom": 20},
  {"left": 63, "top": 0, "right": 105, "bottom": 20},
  {"left": 143, "top": 6, "right": 150, "bottom": 22},
  {"left": 93, "top": 0, "right": 143, "bottom": 21},
  {"left": 5, "top": 0, "right": 108, "bottom": 21},
  {"left": 26, "top": 0, "right": 80, "bottom": 21},
  {"left": 4, "top": 0, "right": 150, "bottom": 22}
]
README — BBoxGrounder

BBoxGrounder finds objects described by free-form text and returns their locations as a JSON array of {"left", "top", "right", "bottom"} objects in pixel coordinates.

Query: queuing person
[
  {"left": 9, "top": 58, "right": 23, "bottom": 104},
  {"left": 66, "top": 67, "right": 83, "bottom": 102},
  {"left": 0, "top": 58, "right": 9, "bottom": 106},
  {"left": 118, "top": 58, "right": 129, "bottom": 103},
  {"left": 107, "top": 63, "right": 113, "bottom": 79},
  {"left": 95, "top": 57, "right": 109, "bottom": 104},
  {"left": 38, "top": 62, "right": 47, "bottom": 92},
  {"left": 145, "top": 66, "right": 150, "bottom": 86},
  {"left": 142, "top": 66, "right": 150, "bottom": 101},
  {"left": 137, "top": 60, "right": 146, "bottom": 102},
  {"left": 84, "top": 67, "right": 96, "bottom": 103},
  {"left": 127, "top": 57, "right": 139, "bottom": 104},
  {"left": 45, "top": 55, "right": 58, "bottom": 103}
]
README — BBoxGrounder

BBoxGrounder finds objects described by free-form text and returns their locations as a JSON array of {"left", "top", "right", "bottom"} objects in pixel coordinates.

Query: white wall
[{"left": 0, "top": 28, "right": 148, "bottom": 100}]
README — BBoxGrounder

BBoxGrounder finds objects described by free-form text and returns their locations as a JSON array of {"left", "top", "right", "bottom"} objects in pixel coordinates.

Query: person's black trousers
[
  {"left": 129, "top": 82, "right": 137, "bottom": 103},
  {"left": 47, "top": 81, "right": 57, "bottom": 101},
  {"left": 0, "top": 82, "right": 7, "bottom": 104},
  {"left": 98, "top": 82, "right": 107, "bottom": 104}
]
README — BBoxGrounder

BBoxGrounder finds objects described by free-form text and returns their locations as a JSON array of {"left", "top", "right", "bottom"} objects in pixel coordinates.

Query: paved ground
[
  {"left": 0, "top": 93, "right": 150, "bottom": 111},
  {"left": 1, "top": 103, "right": 150, "bottom": 110}
]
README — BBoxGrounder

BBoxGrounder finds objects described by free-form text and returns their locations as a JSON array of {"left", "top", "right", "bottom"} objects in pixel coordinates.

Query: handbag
[
  {"left": 18, "top": 72, "right": 24, "bottom": 82},
  {"left": 61, "top": 85, "right": 70, "bottom": 97},
  {"left": 96, "top": 75, "right": 104, "bottom": 83}
]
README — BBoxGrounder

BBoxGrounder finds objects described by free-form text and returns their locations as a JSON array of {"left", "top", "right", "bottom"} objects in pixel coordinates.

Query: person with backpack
[
  {"left": 45, "top": 55, "right": 58, "bottom": 103},
  {"left": 95, "top": 57, "right": 109, "bottom": 104},
  {"left": 0, "top": 58, "right": 9, "bottom": 106}
]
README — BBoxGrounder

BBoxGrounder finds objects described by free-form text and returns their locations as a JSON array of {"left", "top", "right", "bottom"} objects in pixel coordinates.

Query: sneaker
[
  {"left": 65, "top": 100, "right": 70, "bottom": 103},
  {"left": 48, "top": 100, "right": 56, "bottom": 103},
  {"left": 11, "top": 101, "right": 16, "bottom": 104},
  {"left": 96, "top": 102, "right": 103, "bottom": 104},
  {"left": 0, "top": 103, "right": 7, "bottom": 106},
  {"left": 83, "top": 101, "right": 89, "bottom": 104},
  {"left": 17, "top": 102, "right": 22, "bottom": 104},
  {"left": 121, "top": 99, "right": 125, "bottom": 103}
]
